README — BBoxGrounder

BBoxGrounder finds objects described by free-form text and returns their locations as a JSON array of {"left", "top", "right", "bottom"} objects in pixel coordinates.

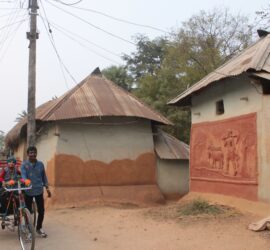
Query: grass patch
[
  {"left": 178, "top": 198, "right": 223, "bottom": 216},
  {"left": 144, "top": 198, "right": 240, "bottom": 221}
]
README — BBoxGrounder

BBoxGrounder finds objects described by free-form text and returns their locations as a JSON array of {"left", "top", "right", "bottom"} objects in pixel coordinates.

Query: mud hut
[
  {"left": 6, "top": 68, "right": 189, "bottom": 206},
  {"left": 169, "top": 32, "right": 270, "bottom": 202}
]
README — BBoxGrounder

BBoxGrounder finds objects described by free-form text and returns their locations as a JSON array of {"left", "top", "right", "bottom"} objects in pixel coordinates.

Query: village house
[
  {"left": 5, "top": 68, "right": 189, "bottom": 207},
  {"left": 168, "top": 32, "right": 270, "bottom": 202}
]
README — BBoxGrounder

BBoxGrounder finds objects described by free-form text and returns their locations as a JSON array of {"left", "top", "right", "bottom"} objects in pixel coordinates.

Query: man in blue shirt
[{"left": 21, "top": 146, "right": 51, "bottom": 238}]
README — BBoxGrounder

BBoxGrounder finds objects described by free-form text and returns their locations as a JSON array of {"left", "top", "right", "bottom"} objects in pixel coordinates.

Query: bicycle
[
  {"left": 0, "top": 178, "right": 35, "bottom": 250},
  {"left": 32, "top": 198, "right": 37, "bottom": 229}
]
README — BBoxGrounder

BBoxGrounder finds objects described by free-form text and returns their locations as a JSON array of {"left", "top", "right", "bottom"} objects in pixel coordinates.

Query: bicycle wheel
[
  {"left": 32, "top": 200, "right": 37, "bottom": 228},
  {"left": 18, "top": 208, "right": 35, "bottom": 250}
]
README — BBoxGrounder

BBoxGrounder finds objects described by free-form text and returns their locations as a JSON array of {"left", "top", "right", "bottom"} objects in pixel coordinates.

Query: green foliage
[
  {"left": 102, "top": 65, "right": 133, "bottom": 91},
  {"left": 0, "top": 130, "right": 5, "bottom": 151},
  {"left": 15, "top": 110, "right": 27, "bottom": 122},
  {"left": 109, "top": 8, "right": 255, "bottom": 143},
  {"left": 123, "top": 35, "right": 169, "bottom": 83},
  {"left": 168, "top": 7, "right": 253, "bottom": 76},
  {"left": 178, "top": 199, "right": 223, "bottom": 216},
  {"left": 131, "top": 8, "right": 253, "bottom": 143}
]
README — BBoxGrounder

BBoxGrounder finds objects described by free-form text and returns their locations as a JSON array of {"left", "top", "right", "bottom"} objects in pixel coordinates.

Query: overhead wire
[
  {"left": 0, "top": 0, "right": 26, "bottom": 56},
  {"left": 50, "top": 0, "right": 168, "bottom": 33},
  {"left": 0, "top": 17, "right": 27, "bottom": 31},
  {"left": 39, "top": 0, "right": 75, "bottom": 88},
  {"left": 49, "top": 22, "right": 122, "bottom": 64},
  {"left": 52, "top": 0, "right": 83, "bottom": 6},
  {"left": 45, "top": 0, "right": 136, "bottom": 45},
  {"left": 0, "top": 7, "right": 25, "bottom": 10},
  {"left": 0, "top": 9, "right": 23, "bottom": 18},
  {"left": 48, "top": 21, "right": 121, "bottom": 58},
  {"left": 0, "top": 17, "right": 27, "bottom": 64},
  {"left": 39, "top": 0, "right": 69, "bottom": 89},
  {"left": 0, "top": 0, "right": 20, "bottom": 43}
]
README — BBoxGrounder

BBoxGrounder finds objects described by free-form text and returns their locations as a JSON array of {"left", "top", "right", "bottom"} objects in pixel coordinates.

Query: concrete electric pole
[{"left": 27, "top": 0, "right": 39, "bottom": 147}]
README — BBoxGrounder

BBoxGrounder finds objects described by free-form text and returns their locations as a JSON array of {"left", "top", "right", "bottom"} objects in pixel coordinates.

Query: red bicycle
[{"left": 0, "top": 178, "right": 35, "bottom": 250}]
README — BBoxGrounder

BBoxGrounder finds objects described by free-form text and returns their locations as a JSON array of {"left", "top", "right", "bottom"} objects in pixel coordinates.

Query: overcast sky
[{"left": 0, "top": 0, "right": 269, "bottom": 134}]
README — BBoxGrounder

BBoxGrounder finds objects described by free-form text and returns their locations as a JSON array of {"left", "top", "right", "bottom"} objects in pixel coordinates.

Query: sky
[{"left": 0, "top": 0, "right": 269, "bottom": 134}]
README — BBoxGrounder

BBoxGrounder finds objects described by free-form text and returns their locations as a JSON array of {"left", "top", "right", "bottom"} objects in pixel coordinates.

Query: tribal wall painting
[{"left": 190, "top": 113, "right": 257, "bottom": 183}]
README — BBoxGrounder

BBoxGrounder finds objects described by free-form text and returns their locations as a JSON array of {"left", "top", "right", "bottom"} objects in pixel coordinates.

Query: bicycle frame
[
  {"left": 0, "top": 190, "right": 18, "bottom": 229},
  {"left": 1, "top": 180, "right": 35, "bottom": 250},
  {"left": 0, "top": 181, "right": 32, "bottom": 229}
]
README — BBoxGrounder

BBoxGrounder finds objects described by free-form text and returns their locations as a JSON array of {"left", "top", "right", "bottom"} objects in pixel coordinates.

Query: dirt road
[{"left": 0, "top": 199, "right": 269, "bottom": 250}]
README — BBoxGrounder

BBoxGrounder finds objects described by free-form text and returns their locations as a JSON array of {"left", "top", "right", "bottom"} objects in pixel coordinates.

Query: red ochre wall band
[
  {"left": 190, "top": 113, "right": 258, "bottom": 200},
  {"left": 46, "top": 152, "right": 157, "bottom": 187}
]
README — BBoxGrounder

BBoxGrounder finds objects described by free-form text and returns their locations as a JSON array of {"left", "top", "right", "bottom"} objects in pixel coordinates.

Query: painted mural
[{"left": 190, "top": 113, "right": 257, "bottom": 183}]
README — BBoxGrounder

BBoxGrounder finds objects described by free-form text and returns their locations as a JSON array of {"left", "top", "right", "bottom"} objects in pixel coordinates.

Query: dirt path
[{"left": 0, "top": 199, "right": 270, "bottom": 250}]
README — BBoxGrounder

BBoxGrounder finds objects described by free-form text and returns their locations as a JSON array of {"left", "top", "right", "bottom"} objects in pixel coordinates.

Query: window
[{"left": 216, "top": 100, "right": 224, "bottom": 115}]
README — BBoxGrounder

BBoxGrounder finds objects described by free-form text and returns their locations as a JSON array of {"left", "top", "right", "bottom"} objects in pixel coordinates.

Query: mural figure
[
  {"left": 222, "top": 130, "right": 239, "bottom": 176},
  {"left": 191, "top": 114, "right": 257, "bottom": 183},
  {"left": 208, "top": 144, "right": 224, "bottom": 169}
]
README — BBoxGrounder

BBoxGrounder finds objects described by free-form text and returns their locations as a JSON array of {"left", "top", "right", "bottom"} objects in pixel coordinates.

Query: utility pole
[{"left": 27, "top": 0, "right": 39, "bottom": 147}]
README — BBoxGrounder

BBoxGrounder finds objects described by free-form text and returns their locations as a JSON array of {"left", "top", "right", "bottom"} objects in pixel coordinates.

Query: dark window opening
[
  {"left": 216, "top": 100, "right": 224, "bottom": 115},
  {"left": 261, "top": 79, "right": 270, "bottom": 94}
]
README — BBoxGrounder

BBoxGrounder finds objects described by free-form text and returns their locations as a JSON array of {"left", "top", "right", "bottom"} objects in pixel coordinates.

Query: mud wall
[
  {"left": 190, "top": 113, "right": 258, "bottom": 200},
  {"left": 190, "top": 75, "right": 270, "bottom": 202},
  {"left": 156, "top": 159, "right": 189, "bottom": 197},
  {"left": 191, "top": 75, "right": 262, "bottom": 124},
  {"left": 55, "top": 117, "right": 155, "bottom": 162},
  {"left": 14, "top": 140, "right": 26, "bottom": 160},
  {"left": 36, "top": 123, "right": 58, "bottom": 167},
  {"left": 50, "top": 152, "right": 156, "bottom": 186},
  {"left": 258, "top": 95, "right": 270, "bottom": 201},
  {"left": 46, "top": 118, "right": 158, "bottom": 187},
  {"left": 14, "top": 123, "right": 58, "bottom": 164},
  {"left": 46, "top": 185, "right": 165, "bottom": 208}
]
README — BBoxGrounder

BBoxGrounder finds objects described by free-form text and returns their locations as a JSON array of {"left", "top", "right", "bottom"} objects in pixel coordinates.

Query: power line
[
  {"left": 0, "top": 10, "right": 22, "bottom": 18},
  {"left": 45, "top": 19, "right": 122, "bottom": 64},
  {"left": 45, "top": 0, "right": 136, "bottom": 45},
  {"left": 39, "top": 1, "right": 70, "bottom": 89},
  {"left": 0, "top": 0, "right": 26, "bottom": 54},
  {"left": 49, "top": 23, "right": 122, "bottom": 64},
  {"left": 0, "top": 17, "right": 26, "bottom": 64},
  {"left": 0, "top": 7, "right": 26, "bottom": 10},
  {"left": 52, "top": 0, "right": 83, "bottom": 6},
  {"left": 50, "top": 0, "right": 167, "bottom": 33},
  {"left": 48, "top": 21, "right": 121, "bottom": 58},
  {"left": 39, "top": 1, "right": 75, "bottom": 88}
]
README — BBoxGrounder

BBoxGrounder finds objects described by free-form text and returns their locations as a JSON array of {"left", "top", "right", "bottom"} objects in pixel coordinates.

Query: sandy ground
[{"left": 1, "top": 193, "right": 270, "bottom": 250}]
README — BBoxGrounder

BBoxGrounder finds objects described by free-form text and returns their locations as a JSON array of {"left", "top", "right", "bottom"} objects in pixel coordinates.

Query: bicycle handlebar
[{"left": 3, "top": 185, "right": 33, "bottom": 192}]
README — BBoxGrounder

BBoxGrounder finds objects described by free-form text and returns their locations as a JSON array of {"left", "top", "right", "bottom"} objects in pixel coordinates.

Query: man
[{"left": 21, "top": 146, "right": 51, "bottom": 238}]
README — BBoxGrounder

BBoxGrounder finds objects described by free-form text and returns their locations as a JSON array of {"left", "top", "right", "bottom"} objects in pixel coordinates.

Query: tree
[
  {"left": 0, "top": 130, "right": 5, "bottom": 151},
  {"left": 256, "top": 4, "right": 270, "bottom": 29},
  {"left": 122, "top": 35, "right": 169, "bottom": 84},
  {"left": 15, "top": 110, "right": 27, "bottom": 122},
  {"left": 166, "top": 8, "right": 254, "bottom": 81},
  {"left": 132, "top": 8, "right": 254, "bottom": 143},
  {"left": 102, "top": 66, "right": 132, "bottom": 91}
]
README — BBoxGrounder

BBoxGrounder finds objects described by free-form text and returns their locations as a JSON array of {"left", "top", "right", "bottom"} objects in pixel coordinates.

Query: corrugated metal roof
[
  {"left": 168, "top": 34, "right": 270, "bottom": 106},
  {"left": 44, "top": 72, "right": 171, "bottom": 124},
  {"left": 154, "top": 129, "right": 189, "bottom": 160},
  {"left": 251, "top": 72, "right": 270, "bottom": 81},
  {"left": 6, "top": 68, "right": 172, "bottom": 147}
]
